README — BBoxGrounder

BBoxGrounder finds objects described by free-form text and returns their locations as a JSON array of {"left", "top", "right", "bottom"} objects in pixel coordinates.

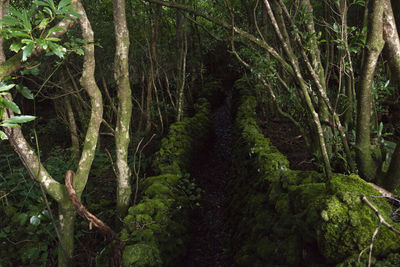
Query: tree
[
  {"left": 113, "top": 0, "right": 133, "bottom": 218},
  {"left": 0, "top": 1, "right": 103, "bottom": 265}
]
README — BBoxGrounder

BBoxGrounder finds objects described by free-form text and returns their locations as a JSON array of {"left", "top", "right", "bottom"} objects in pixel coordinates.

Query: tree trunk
[
  {"left": 73, "top": 1, "right": 104, "bottom": 196},
  {"left": 263, "top": 0, "right": 332, "bottom": 178},
  {"left": 113, "top": 0, "right": 133, "bottom": 217},
  {"left": 65, "top": 96, "right": 80, "bottom": 163},
  {"left": 382, "top": 0, "right": 400, "bottom": 189},
  {"left": 356, "top": 0, "right": 385, "bottom": 181},
  {"left": 57, "top": 200, "right": 75, "bottom": 267}
]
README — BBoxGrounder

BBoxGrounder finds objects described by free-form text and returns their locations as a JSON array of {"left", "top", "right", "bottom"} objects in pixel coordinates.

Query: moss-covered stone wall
[
  {"left": 121, "top": 98, "right": 212, "bottom": 267},
  {"left": 228, "top": 82, "right": 400, "bottom": 266}
]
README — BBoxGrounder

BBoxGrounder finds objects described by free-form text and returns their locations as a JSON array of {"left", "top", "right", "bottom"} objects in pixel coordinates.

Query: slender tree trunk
[
  {"left": 61, "top": 70, "right": 80, "bottom": 163},
  {"left": 356, "top": 0, "right": 385, "bottom": 181},
  {"left": 57, "top": 200, "right": 75, "bottom": 266},
  {"left": 65, "top": 96, "right": 80, "bottom": 163},
  {"left": 382, "top": 0, "right": 400, "bottom": 189},
  {"left": 73, "top": 1, "right": 104, "bottom": 195},
  {"left": 263, "top": 0, "right": 332, "bottom": 178},
  {"left": 113, "top": 0, "right": 133, "bottom": 217}
]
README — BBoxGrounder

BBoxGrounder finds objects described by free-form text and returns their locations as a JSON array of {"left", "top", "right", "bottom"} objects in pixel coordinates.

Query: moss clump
[
  {"left": 318, "top": 174, "right": 400, "bottom": 263},
  {"left": 228, "top": 83, "right": 400, "bottom": 266},
  {"left": 121, "top": 97, "right": 212, "bottom": 266}
]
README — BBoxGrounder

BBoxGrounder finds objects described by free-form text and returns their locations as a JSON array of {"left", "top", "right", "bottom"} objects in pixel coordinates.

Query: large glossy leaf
[
  {"left": 21, "top": 10, "right": 32, "bottom": 32},
  {"left": 10, "top": 42, "right": 23, "bottom": 52},
  {"left": 3, "top": 115, "right": 36, "bottom": 124},
  {"left": 58, "top": 0, "right": 72, "bottom": 10},
  {"left": 2, "top": 98, "right": 21, "bottom": 114},
  {"left": 0, "top": 130, "right": 8, "bottom": 140},
  {"left": 0, "top": 84, "right": 15, "bottom": 92},
  {"left": 16, "top": 85, "right": 34, "bottom": 99},
  {"left": 2, "top": 15, "right": 20, "bottom": 26},
  {"left": 0, "top": 123, "right": 20, "bottom": 128},
  {"left": 47, "top": 26, "right": 64, "bottom": 36},
  {"left": 48, "top": 42, "right": 66, "bottom": 58},
  {"left": 22, "top": 42, "right": 35, "bottom": 61}
]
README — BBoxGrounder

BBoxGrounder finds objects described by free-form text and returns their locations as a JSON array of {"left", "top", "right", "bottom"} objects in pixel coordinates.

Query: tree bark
[
  {"left": 113, "top": 0, "right": 133, "bottom": 217},
  {"left": 73, "top": 1, "right": 104, "bottom": 196},
  {"left": 356, "top": 0, "right": 385, "bottom": 181},
  {"left": 382, "top": 0, "right": 400, "bottom": 189}
]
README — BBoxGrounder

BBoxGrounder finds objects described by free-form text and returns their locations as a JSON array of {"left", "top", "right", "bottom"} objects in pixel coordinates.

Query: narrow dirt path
[{"left": 182, "top": 92, "right": 234, "bottom": 267}]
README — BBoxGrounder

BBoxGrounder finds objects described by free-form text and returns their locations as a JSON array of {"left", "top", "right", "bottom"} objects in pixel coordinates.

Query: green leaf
[
  {"left": 21, "top": 10, "right": 32, "bottom": 32},
  {"left": 35, "top": 0, "right": 50, "bottom": 7},
  {"left": 2, "top": 98, "right": 21, "bottom": 114},
  {"left": 45, "top": 37, "right": 61, "bottom": 42},
  {"left": 43, "top": 7, "right": 53, "bottom": 17},
  {"left": 2, "top": 15, "right": 20, "bottom": 26},
  {"left": 7, "top": 31, "right": 30, "bottom": 38},
  {"left": 48, "top": 42, "right": 66, "bottom": 58},
  {"left": 333, "top": 23, "right": 339, "bottom": 33},
  {"left": 47, "top": 26, "right": 64, "bottom": 36},
  {"left": 17, "top": 213, "right": 28, "bottom": 226},
  {"left": 3, "top": 115, "right": 36, "bottom": 124},
  {"left": 5, "top": 6, "right": 24, "bottom": 21},
  {"left": 47, "top": 0, "right": 56, "bottom": 11},
  {"left": 36, "top": 39, "right": 48, "bottom": 50},
  {"left": 0, "top": 123, "right": 20, "bottom": 128},
  {"left": 22, "top": 42, "right": 35, "bottom": 61},
  {"left": 38, "top": 18, "right": 49, "bottom": 30},
  {"left": 10, "top": 42, "right": 23, "bottom": 52},
  {"left": 30, "top": 215, "right": 41, "bottom": 226},
  {"left": 0, "top": 84, "right": 15, "bottom": 92},
  {"left": 58, "top": 0, "right": 71, "bottom": 10},
  {"left": 64, "top": 11, "right": 81, "bottom": 19},
  {"left": 21, "top": 38, "right": 34, "bottom": 44},
  {"left": 16, "top": 85, "right": 34, "bottom": 99},
  {"left": 0, "top": 130, "right": 8, "bottom": 140},
  {"left": 75, "top": 48, "right": 84, "bottom": 56}
]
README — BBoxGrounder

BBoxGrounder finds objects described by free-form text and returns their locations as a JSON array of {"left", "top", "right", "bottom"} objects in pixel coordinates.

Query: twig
[
  {"left": 360, "top": 194, "right": 400, "bottom": 267},
  {"left": 105, "top": 148, "right": 118, "bottom": 179},
  {"left": 133, "top": 134, "right": 156, "bottom": 205},
  {"left": 361, "top": 195, "right": 400, "bottom": 235}
]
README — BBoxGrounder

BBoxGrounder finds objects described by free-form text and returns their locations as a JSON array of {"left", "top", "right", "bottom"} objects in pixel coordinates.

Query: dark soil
[{"left": 182, "top": 93, "right": 234, "bottom": 267}]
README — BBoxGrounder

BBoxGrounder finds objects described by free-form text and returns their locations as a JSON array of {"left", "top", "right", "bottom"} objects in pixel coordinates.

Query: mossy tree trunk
[
  {"left": 356, "top": 0, "right": 385, "bottom": 181},
  {"left": 57, "top": 200, "right": 76, "bottom": 266},
  {"left": 73, "top": 1, "right": 103, "bottom": 196},
  {"left": 113, "top": 0, "right": 133, "bottom": 217},
  {"left": 382, "top": 0, "right": 400, "bottom": 189},
  {"left": 0, "top": 0, "right": 103, "bottom": 265}
]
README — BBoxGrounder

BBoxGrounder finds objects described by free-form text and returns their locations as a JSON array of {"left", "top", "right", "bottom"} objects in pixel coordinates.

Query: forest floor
[
  {"left": 182, "top": 92, "right": 234, "bottom": 267},
  {"left": 182, "top": 94, "right": 315, "bottom": 266}
]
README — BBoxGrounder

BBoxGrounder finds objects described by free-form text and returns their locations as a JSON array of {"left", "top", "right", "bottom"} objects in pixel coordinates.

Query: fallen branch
[
  {"left": 65, "top": 170, "right": 123, "bottom": 267},
  {"left": 359, "top": 194, "right": 400, "bottom": 267}
]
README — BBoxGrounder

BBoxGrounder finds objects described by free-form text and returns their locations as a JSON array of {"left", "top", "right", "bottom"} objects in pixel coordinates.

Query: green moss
[
  {"left": 318, "top": 175, "right": 400, "bottom": 262},
  {"left": 122, "top": 96, "right": 213, "bottom": 266},
  {"left": 229, "top": 86, "right": 400, "bottom": 266},
  {"left": 123, "top": 244, "right": 162, "bottom": 267}
]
